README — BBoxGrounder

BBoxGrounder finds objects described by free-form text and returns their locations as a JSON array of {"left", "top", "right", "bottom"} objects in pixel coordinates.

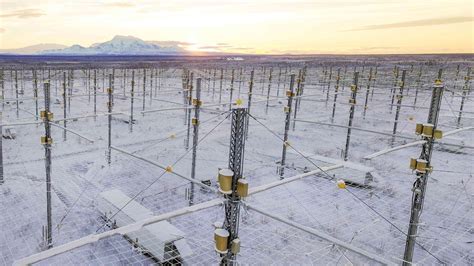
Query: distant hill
[{"left": 0, "top": 43, "right": 68, "bottom": 55}]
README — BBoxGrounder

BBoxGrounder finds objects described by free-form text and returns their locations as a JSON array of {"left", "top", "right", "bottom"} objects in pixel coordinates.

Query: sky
[{"left": 0, "top": 0, "right": 473, "bottom": 54}]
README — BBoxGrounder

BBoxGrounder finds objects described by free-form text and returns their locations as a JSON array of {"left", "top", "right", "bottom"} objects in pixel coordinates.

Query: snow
[
  {"left": 214, "top": 229, "right": 229, "bottom": 238},
  {"left": 41, "top": 35, "right": 188, "bottom": 56},
  {"left": 0, "top": 56, "right": 473, "bottom": 265}
]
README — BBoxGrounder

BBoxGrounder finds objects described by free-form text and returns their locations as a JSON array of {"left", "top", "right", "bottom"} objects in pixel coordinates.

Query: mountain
[
  {"left": 41, "top": 35, "right": 190, "bottom": 55},
  {"left": 0, "top": 43, "right": 68, "bottom": 55}
]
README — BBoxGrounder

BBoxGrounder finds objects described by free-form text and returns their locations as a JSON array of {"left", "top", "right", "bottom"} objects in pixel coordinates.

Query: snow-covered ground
[{"left": 0, "top": 56, "right": 473, "bottom": 265}]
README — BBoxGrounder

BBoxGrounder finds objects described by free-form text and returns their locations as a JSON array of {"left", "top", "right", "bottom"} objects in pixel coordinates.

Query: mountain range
[
  {"left": 0, "top": 35, "right": 193, "bottom": 55},
  {"left": 0, "top": 43, "right": 68, "bottom": 55}
]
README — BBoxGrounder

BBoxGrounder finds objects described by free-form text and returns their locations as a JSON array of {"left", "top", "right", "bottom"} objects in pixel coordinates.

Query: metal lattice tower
[
  {"left": 325, "top": 66, "right": 333, "bottom": 105},
  {"left": 331, "top": 68, "right": 341, "bottom": 124},
  {"left": 93, "top": 69, "right": 97, "bottom": 120},
  {"left": 0, "top": 68, "right": 4, "bottom": 112},
  {"left": 42, "top": 82, "right": 53, "bottom": 249},
  {"left": 15, "top": 70, "right": 19, "bottom": 118},
  {"left": 190, "top": 78, "right": 202, "bottom": 206},
  {"left": 219, "top": 68, "right": 224, "bottom": 104},
  {"left": 291, "top": 70, "right": 302, "bottom": 130},
  {"left": 344, "top": 72, "right": 359, "bottom": 161},
  {"left": 0, "top": 69, "right": 3, "bottom": 185},
  {"left": 413, "top": 66, "right": 423, "bottom": 106},
  {"left": 185, "top": 72, "right": 194, "bottom": 149},
  {"left": 265, "top": 67, "right": 273, "bottom": 114},
  {"left": 362, "top": 67, "right": 373, "bottom": 119},
  {"left": 229, "top": 69, "right": 235, "bottom": 111},
  {"left": 391, "top": 69, "right": 407, "bottom": 145},
  {"left": 142, "top": 69, "right": 146, "bottom": 114},
  {"left": 62, "top": 72, "right": 67, "bottom": 141},
  {"left": 279, "top": 74, "right": 296, "bottom": 179},
  {"left": 33, "top": 69, "right": 38, "bottom": 120},
  {"left": 245, "top": 70, "right": 254, "bottom": 140},
  {"left": 222, "top": 107, "right": 248, "bottom": 265},
  {"left": 457, "top": 67, "right": 471, "bottom": 128},
  {"left": 68, "top": 70, "right": 73, "bottom": 113},
  {"left": 107, "top": 74, "right": 113, "bottom": 165},
  {"left": 403, "top": 70, "right": 444, "bottom": 265},
  {"left": 129, "top": 70, "right": 135, "bottom": 132},
  {"left": 0, "top": 98, "right": 2, "bottom": 185},
  {"left": 390, "top": 66, "right": 399, "bottom": 113}
]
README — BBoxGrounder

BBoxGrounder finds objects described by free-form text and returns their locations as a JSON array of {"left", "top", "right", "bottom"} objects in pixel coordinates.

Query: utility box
[{"left": 98, "top": 189, "right": 193, "bottom": 263}]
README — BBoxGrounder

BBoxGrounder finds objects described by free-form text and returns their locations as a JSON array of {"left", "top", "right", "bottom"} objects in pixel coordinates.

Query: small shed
[{"left": 98, "top": 189, "right": 193, "bottom": 263}]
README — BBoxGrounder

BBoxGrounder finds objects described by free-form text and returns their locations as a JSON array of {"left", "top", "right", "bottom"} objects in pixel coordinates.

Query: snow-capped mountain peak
[{"left": 41, "top": 35, "right": 188, "bottom": 55}]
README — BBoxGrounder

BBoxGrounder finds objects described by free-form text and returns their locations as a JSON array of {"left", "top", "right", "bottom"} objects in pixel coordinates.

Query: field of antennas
[{"left": 0, "top": 55, "right": 472, "bottom": 265}]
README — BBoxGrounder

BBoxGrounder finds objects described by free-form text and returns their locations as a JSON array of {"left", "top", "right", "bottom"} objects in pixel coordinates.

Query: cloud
[
  {"left": 233, "top": 47, "right": 253, "bottom": 51},
  {"left": 149, "top": 41, "right": 194, "bottom": 47},
  {"left": 138, "top": 1, "right": 391, "bottom": 14},
  {"left": 346, "top": 16, "right": 474, "bottom": 31},
  {"left": 103, "top": 2, "right": 134, "bottom": 8},
  {"left": 198, "top": 43, "right": 234, "bottom": 50},
  {"left": 0, "top": 28, "right": 5, "bottom": 33},
  {"left": 198, "top": 46, "right": 224, "bottom": 50},
  {"left": 0, "top": 9, "right": 45, "bottom": 19}
]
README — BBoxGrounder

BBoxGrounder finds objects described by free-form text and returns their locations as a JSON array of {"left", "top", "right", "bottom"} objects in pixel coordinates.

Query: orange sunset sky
[{"left": 0, "top": 0, "right": 473, "bottom": 54}]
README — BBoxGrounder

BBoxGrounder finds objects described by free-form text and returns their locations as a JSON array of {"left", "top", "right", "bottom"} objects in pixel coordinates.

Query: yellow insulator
[
  {"left": 350, "top": 85, "right": 357, "bottom": 92},
  {"left": 349, "top": 98, "right": 356, "bottom": 105},
  {"left": 192, "top": 117, "right": 199, "bottom": 125},
  {"left": 235, "top": 98, "right": 243, "bottom": 105},
  {"left": 409, "top": 158, "right": 417, "bottom": 170},
  {"left": 237, "top": 179, "right": 248, "bottom": 198},
  {"left": 415, "top": 123, "right": 423, "bottom": 135},
  {"left": 169, "top": 133, "right": 176, "bottom": 139},
  {"left": 422, "top": 123, "right": 434, "bottom": 137},
  {"left": 284, "top": 106, "right": 290, "bottom": 113},
  {"left": 218, "top": 169, "right": 233, "bottom": 194},
  {"left": 214, "top": 229, "right": 229, "bottom": 254},
  {"left": 40, "top": 111, "right": 53, "bottom": 120},
  {"left": 408, "top": 116, "right": 414, "bottom": 121},
  {"left": 41, "top": 136, "right": 53, "bottom": 145},
  {"left": 165, "top": 165, "right": 173, "bottom": 173},
  {"left": 286, "top": 90, "right": 294, "bottom": 97},
  {"left": 337, "top": 180, "right": 346, "bottom": 189},
  {"left": 415, "top": 159, "right": 428, "bottom": 173},
  {"left": 433, "top": 129, "right": 443, "bottom": 140},
  {"left": 231, "top": 238, "right": 241, "bottom": 254},
  {"left": 192, "top": 98, "right": 202, "bottom": 106},
  {"left": 284, "top": 141, "right": 291, "bottom": 147}
]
